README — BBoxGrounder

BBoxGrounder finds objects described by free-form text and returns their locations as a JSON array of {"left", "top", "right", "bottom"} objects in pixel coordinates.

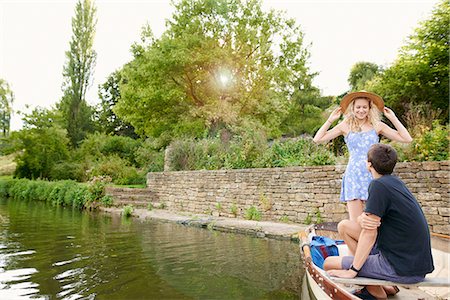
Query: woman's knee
[{"left": 337, "top": 219, "right": 350, "bottom": 235}]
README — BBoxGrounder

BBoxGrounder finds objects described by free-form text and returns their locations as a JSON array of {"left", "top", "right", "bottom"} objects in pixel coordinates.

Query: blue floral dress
[{"left": 340, "top": 129, "right": 379, "bottom": 202}]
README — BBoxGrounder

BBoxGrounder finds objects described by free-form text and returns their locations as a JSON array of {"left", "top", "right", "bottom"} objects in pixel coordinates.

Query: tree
[
  {"left": 59, "top": 0, "right": 97, "bottom": 146},
  {"left": 10, "top": 107, "right": 70, "bottom": 179},
  {"left": 348, "top": 62, "right": 381, "bottom": 91},
  {"left": 371, "top": 0, "right": 449, "bottom": 120},
  {"left": 96, "top": 70, "right": 138, "bottom": 138},
  {"left": 115, "top": 0, "right": 317, "bottom": 140},
  {"left": 0, "top": 79, "right": 14, "bottom": 137}
]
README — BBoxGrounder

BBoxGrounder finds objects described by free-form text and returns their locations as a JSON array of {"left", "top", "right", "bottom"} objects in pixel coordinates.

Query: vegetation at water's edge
[{"left": 0, "top": 176, "right": 111, "bottom": 209}]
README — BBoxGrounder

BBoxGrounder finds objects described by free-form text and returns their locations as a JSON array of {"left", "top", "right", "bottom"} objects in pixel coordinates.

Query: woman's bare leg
[{"left": 346, "top": 199, "right": 364, "bottom": 221}]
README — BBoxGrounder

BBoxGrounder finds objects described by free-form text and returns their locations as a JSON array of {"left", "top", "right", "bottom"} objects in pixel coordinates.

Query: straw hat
[{"left": 340, "top": 91, "right": 384, "bottom": 112}]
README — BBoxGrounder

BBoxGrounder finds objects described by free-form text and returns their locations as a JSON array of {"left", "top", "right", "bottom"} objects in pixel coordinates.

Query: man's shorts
[{"left": 341, "top": 248, "right": 425, "bottom": 284}]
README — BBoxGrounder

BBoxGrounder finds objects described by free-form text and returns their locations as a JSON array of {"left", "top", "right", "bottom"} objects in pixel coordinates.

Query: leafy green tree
[
  {"left": 12, "top": 127, "right": 70, "bottom": 179},
  {"left": 0, "top": 79, "right": 14, "bottom": 137},
  {"left": 115, "top": 0, "right": 317, "bottom": 140},
  {"left": 371, "top": 0, "right": 449, "bottom": 120},
  {"left": 348, "top": 62, "right": 381, "bottom": 91},
  {"left": 59, "top": 0, "right": 97, "bottom": 146},
  {"left": 96, "top": 70, "right": 138, "bottom": 138},
  {"left": 11, "top": 108, "right": 70, "bottom": 179}
]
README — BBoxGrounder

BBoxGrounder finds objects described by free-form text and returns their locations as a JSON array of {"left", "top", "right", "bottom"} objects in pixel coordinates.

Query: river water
[{"left": 0, "top": 198, "right": 305, "bottom": 299}]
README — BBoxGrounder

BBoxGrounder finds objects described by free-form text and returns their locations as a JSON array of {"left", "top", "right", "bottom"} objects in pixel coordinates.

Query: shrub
[
  {"left": 391, "top": 121, "right": 449, "bottom": 162},
  {"left": 101, "top": 135, "right": 141, "bottom": 165},
  {"left": 410, "top": 121, "right": 449, "bottom": 161},
  {"left": 50, "top": 161, "right": 86, "bottom": 182},
  {"left": 245, "top": 206, "right": 262, "bottom": 221},
  {"left": 100, "top": 195, "right": 114, "bottom": 207},
  {"left": 2, "top": 178, "right": 89, "bottom": 208},
  {"left": 89, "top": 155, "right": 145, "bottom": 185},
  {"left": 122, "top": 205, "right": 134, "bottom": 217},
  {"left": 13, "top": 127, "right": 70, "bottom": 180},
  {"left": 255, "top": 137, "right": 336, "bottom": 167},
  {"left": 230, "top": 203, "right": 238, "bottom": 217}
]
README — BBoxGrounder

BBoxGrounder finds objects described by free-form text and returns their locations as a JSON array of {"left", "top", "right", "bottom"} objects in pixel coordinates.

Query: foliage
[
  {"left": 87, "top": 175, "right": 111, "bottom": 202},
  {"left": 100, "top": 135, "right": 141, "bottom": 165},
  {"left": 370, "top": 0, "right": 449, "bottom": 121},
  {"left": 280, "top": 85, "right": 333, "bottom": 136},
  {"left": 222, "top": 126, "right": 267, "bottom": 169},
  {"left": 244, "top": 205, "right": 262, "bottom": 221},
  {"left": 279, "top": 215, "right": 289, "bottom": 223},
  {"left": 50, "top": 161, "right": 86, "bottom": 182},
  {"left": 230, "top": 202, "right": 238, "bottom": 217},
  {"left": 147, "top": 202, "right": 153, "bottom": 210},
  {"left": 58, "top": 0, "right": 97, "bottom": 146},
  {"left": 0, "top": 178, "right": 90, "bottom": 209},
  {"left": 100, "top": 195, "right": 114, "bottom": 207},
  {"left": 115, "top": 0, "right": 317, "bottom": 141},
  {"left": 96, "top": 70, "right": 138, "bottom": 138},
  {"left": 135, "top": 139, "right": 165, "bottom": 172},
  {"left": 0, "top": 78, "right": 14, "bottom": 137},
  {"left": 122, "top": 205, "right": 134, "bottom": 217},
  {"left": 315, "top": 209, "right": 323, "bottom": 224},
  {"left": 12, "top": 126, "right": 71, "bottom": 180},
  {"left": 88, "top": 155, "right": 146, "bottom": 185},
  {"left": 348, "top": 62, "right": 381, "bottom": 91},
  {"left": 304, "top": 213, "right": 312, "bottom": 225},
  {"left": 255, "top": 137, "right": 336, "bottom": 168},
  {"left": 393, "top": 121, "right": 449, "bottom": 162}
]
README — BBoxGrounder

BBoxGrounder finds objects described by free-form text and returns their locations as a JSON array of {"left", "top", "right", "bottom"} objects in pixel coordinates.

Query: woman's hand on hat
[{"left": 328, "top": 107, "right": 342, "bottom": 123}]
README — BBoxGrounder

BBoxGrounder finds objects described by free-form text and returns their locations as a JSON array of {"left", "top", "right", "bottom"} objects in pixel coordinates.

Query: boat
[{"left": 299, "top": 223, "right": 450, "bottom": 300}]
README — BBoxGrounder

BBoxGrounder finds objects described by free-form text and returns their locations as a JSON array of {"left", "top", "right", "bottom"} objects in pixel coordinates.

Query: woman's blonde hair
[{"left": 344, "top": 97, "right": 381, "bottom": 132}]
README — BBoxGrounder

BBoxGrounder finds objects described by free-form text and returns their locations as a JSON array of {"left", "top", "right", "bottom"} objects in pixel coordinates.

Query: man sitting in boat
[{"left": 323, "top": 143, "right": 434, "bottom": 299}]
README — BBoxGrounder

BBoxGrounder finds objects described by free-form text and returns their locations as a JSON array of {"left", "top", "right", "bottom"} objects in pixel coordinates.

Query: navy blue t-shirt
[{"left": 365, "top": 175, "right": 434, "bottom": 276}]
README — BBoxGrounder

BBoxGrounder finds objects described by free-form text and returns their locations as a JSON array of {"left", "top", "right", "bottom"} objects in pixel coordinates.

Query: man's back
[{"left": 365, "top": 174, "right": 434, "bottom": 276}]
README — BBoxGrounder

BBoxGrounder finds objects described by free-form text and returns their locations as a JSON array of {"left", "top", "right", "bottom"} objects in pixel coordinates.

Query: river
[{"left": 0, "top": 198, "right": 304, "bottom": 299}]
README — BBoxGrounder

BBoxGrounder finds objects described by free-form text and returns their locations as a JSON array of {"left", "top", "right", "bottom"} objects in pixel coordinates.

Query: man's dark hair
[{"left": 367, "top": 143, "right": 397, "bottom": 175}]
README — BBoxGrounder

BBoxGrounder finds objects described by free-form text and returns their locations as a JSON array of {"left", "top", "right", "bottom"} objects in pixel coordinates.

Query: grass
[{"left": 0, "top": 154, "right": 16, "bottom": 176}]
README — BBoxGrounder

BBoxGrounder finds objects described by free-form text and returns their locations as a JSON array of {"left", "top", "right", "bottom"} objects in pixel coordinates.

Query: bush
[
  {"left": 89, "top": 155, "right": 145, "bottom": 185},
  {"left": 391, "top": 121, "right": 449, "bottom": 162},
  {"left": 410, "top": 121, "right": 449, "bottom": 161},
  {"left": 1, "top": 178, "right": 90, "bottom": 209},
  {"left": 122, "top": 205, "right": 134, "bottom": 217},
  {"left": 245, "top": 206, "right": 262, "bottom": 221},
  {"left": 255, "top": 137, "right": 336, "bottom": 167},
  {"left": 50, "top": 161, "right": 86, "bottom": 182},
  {"left": 101, "top": 135, "right": 141, "bottom": 165}
]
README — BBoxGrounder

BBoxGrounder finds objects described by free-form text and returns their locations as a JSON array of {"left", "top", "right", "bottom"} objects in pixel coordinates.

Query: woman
[{"left": 313, "top": 91, "right": 412, "bottom": 221}]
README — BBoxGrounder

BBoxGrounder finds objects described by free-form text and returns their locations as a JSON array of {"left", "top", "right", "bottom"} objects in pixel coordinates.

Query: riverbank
[{"left": 100, "top": 207, "right": 308, "bottom": 242}]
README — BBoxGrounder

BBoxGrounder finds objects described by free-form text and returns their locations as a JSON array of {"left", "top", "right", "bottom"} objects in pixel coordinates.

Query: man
[{"left": 324, "top": 143, "right": 434, "bottom": 299}]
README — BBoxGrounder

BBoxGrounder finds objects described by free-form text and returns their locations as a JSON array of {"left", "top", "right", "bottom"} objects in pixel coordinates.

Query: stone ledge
[{"left": 99, "top": 207, "right": 307, "bottom": 242}]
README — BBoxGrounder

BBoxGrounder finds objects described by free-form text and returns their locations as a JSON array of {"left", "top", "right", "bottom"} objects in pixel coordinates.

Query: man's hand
[
  {"left": 327, "top": 269, "right": 357, "bottom": 278},
  {"left": 358, "top": 213, "right": 381, "bottom": 230}
]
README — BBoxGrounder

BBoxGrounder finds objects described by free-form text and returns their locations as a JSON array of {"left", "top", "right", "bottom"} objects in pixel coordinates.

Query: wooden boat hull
[
  {"left": 299, "top": 224, "right": 449, "bottom": 300},
  {"left": 300, "top": 225, "right": 359, "bottom": 300}
]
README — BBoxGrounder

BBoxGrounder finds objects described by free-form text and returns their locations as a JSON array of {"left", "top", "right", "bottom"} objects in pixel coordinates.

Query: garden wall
[{"left": 107, "top": 161, "right": 449, "bottom": 235}]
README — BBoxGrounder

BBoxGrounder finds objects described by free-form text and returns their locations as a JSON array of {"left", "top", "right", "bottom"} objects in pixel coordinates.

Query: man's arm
[{"left": 327, "top": 214, "right": 380, "bottom": 278}]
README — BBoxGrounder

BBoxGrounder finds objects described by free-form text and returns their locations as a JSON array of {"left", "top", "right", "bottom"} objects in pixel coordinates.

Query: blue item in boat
[{"left": 310, "top": 236, "right": 343, "bottom": 269}]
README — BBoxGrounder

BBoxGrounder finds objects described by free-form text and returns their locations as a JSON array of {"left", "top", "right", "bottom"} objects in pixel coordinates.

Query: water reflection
[{"left": 0, "top": 198, "right": 303, "bottom": 299}]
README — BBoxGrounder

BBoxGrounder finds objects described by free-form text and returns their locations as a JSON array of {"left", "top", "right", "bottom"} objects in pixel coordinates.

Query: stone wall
[{"left": 107, "top": 161, "right": 449, "bottom": 235}]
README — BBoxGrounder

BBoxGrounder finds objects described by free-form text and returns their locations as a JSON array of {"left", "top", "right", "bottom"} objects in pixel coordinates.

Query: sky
[{"left": 0, "top": 0, "right": 439, "bottom": 131}]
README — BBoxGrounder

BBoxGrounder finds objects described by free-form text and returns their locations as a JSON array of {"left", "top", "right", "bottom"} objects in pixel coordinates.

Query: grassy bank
[{"left": 0, "top": 177, "right": 111, "bottom": 209}]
